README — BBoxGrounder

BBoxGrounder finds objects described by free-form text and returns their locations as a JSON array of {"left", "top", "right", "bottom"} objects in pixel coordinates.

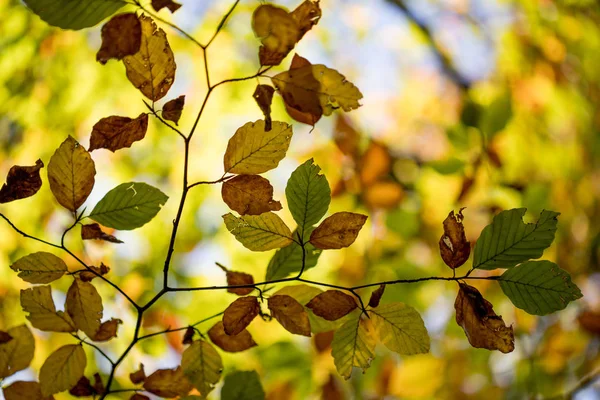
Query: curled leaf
[
  {"left": 96, "top": 13, "right": 141, "bottom": 64},
  {"left": 253, "top": 85, "right": 275, "bottom": 131},
  {"left": 368, "top": 284, "right": 385, "bottom": 308},
  {"left": 0, "top": 159, "right": 43, "bottom": 203},
  {"left": 162, "top": 95, "right": 185, "bottom": 125},
  {"left": 439, "top": 209, "right": 471, "bottom": 269},
  {"left": 309, "top": 212, "right": 368, "bottom": 249},
  {"left": 151, "top": 0, "right": 182, "bottom": 13},
  {"left": 81, "top": 224, "right": 123, "bottom": 244},
  {"left": 93, "top": 318, "right": 122, "bottom": 342},
  {"left": 182, "top": 327, "right": 195, "bottom": 345},
  {"left": 208, "top": 321, "right": 257, "bottom": 353},
  {"left": 69, "top": 376, "right": 99, "bottom": 397},
  {"left": 221, "top": 266, "right": 255, "bottom": 296},
  {"left": 223, "top": 296, "right": 260, "bottom": 336},
  {"left": 89, "top": 114, "right": 148, "bottom": 152},
  {"left": 222, "top": 175, "right": 282, "bottom": 216},
  {"left": 268, "top": 295, "right": 311, "bottom": 336},
  {"left": 306, "top": 290, "right": 357, "bottom": 321},
  {"left": 79, "top": 263, "right": 110, "bottom": 282},
  {"left": 129, "top": 364, "right": 146, "bottom": 384}
]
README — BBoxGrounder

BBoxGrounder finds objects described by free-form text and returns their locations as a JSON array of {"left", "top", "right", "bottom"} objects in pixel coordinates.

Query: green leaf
[
  {"left": 10, "top": 252, "right": 67, "bottom": 284},
  {"left": 285, "top": 159, "right": 331, "bottom": 240},
  {"left": 89, "top": 182, "right": 168, "bottom": 230},
  {"left": 369, "top": 303, "right": 430, "bottom": 355},
  {"left": 331, "top": 313, "right": 376, "bottom": 379},
  {"left": 181, "top": 340, "right": 223, "bottom": 397},
  {"left": 223, "top": 212, "right": 293, "bottom": 251},
  {"left": 473, "top": 209, "right": 559, "bottom": 270},
  {"left": 265, "top": 229, "right": 322, "bottom": 280},
  {"left": 221, "top": 370, "right": 265, "bottom": 400},
  {"left": 480, "top": 92, "right": 512, "bottom": 139},
  {"left": 498, "top": 260, "right": 583, "bottom": 316},
  {"left": 23, "top": 0, "right": 123, "bottom": 30}
]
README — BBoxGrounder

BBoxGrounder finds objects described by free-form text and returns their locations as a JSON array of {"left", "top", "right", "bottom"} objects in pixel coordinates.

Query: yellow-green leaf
[
  {"left": 181, "top": 340, "right": 223, "bottom": 397},
  {"left": 331, "top": 313, "right": 376, "bottom": 379},
  {"left": 10, "top": 252, "right": 67, "bottom": 284},
  {"left": 369, "top": 303, "right": 430, "bottom": 355},
  {"left": 65, "top": 279, "right": 103, "bottom": 338},
  {"left": 20, "top": 286, "right": 76, "bottom": 332},
  {"left": 39, "top": 344, "right": 86, "bottom": 397},
  {"left": 0, "top": 325, "right": 35, "bottom": 379},
  {"left": 223, "top": 212, "right": 293, "bottom": 251}
]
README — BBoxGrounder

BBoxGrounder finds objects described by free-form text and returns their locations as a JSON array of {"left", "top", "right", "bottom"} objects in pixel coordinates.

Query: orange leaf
[
  {"left": 92, "top": 318, "right": 122, "bottom": 342},
  {"left": 208, "top": 321, "right": 257, "bottom": 353},
  {"left": 143, "top": 367, "right": 192, "bottom": 398},
  {"left": 151, "top": 0, "right": 182, "bottom": 13},
  {"left": 222, "top": 175, "right": 282, "bottom": 216},
  {"left": 310, "top": 212, "right": 368, "bottom": 249}
]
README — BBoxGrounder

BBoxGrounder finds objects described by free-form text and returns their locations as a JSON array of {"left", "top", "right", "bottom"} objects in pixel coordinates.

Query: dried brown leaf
[
  {"left": 92, "top": 318, "right": 122, "bottom": 342},
  {"left": 151, "top": 0, "right": 182, "bottom": 13},
  {"left": 439, "top": 209, "right": 470, "bottom": 269},
  {"left": 81, "top": 223, "right": 123, "bottom": 244},
  {"left": 222, "top": 175, "right": 282, "bottom": 216},
  {"left": 79, "top": 263, "right": 110, "bottom": 282},
  {"left": 89, "top": 113, "right": 148, "bottom": 152},
  {"left": 309, "top": 212, "right": 368, "bottom": 249},
  {"left": 208, "top": 321, "right": 257, "bottom": 353},
  {"left": 182, "top": 326, "right": 195, "bottom": 345},
  {"left": 252, "top": 4, "right": 299, "bottom": 66},
  {"left": 226, "top": 272, "right": 255, "bottom": 296},
  {"left": 368, "top": 284, "right": 385, "bottom": 308},
  {"left": 162, "top": 95, "right": 185, "bottom": 125},
  {"left": 578, "top": 310, "right": 600, "bottom": 335},
  {"left": 306, "top": 290, "right": 357, "bottom": 321},
  {"left": 143, "top": 366, "right": 192, "bottom": 398},
  {"left": 253, "top": 85, "right": 275, "bottom": 131},
  {"left": 223, "top": 296, "right": 260, "bottom": 336},
  {"left": 129, "top": 364, "right": 146, "bottom": 384},
  {"left": 69, "top": 376, "right": 97, "bottom": 397},
  {"left": 268, "top": 295, "right": 311, "bottom": 336},
  {"left": 0, "top": 331, "right": 12, "bottom": 344},
  {"left": 291, "top": 0, "right": 322, "bottom": 39},
  {"left": 0, "top": 159, "right": 43, "bottom": 203},
  {"left": 96, "top": 13, "right": 141, "bottom": 64},
  {"left": 130, "top": 395, "right": 150, "bottom": 400}
]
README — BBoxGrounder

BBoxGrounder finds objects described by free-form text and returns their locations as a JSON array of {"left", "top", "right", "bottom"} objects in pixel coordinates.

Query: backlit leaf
[
  {"left": 217, "top": 264, "right": 255, "bottom": 296},
  {"left": 69, "top": 375, "right": 102, "bottom": 397},
  {"left": 181, "top": 341, "right": 223, "bottom": 397},
  {"left": 81, "top": 223, "right": 123, "bottom": 243},
  {"left": 92, "top": 318, "right": 122, "bottom": 342},
  {"left": 268, "top": 295, "right": 311, "bottom": 336},
  {"left": 454, "top": 283, "right": 514, "bottom": 353},
  {"left": 331, "top": 313, "right": 376, "bottom": 379},
  {"left": 89, "top": 182, "right": 168, "bottom": 230},
  {"left": 96, "top": 13, "right": 141, "bottom": 64},
  {"left": 223, "top": 120, "right": 293, "bottom": 174},
  {"left": 439, "top": 209, "right": 471, "bottom": 269},
  {"left": 10, "top": 252, "right": 67, "bottom": 284},
  {"left": 369, "top": 303, "right": 430, "bottom": 355},
  {"left": 3, "top": 381, "right": 54, "bottom": 400},
  {"left": 223, "top": 296, "right": 260, "bottom": 336},
  {"left": 20, "top": 286, "right": 76, "bottom": 332},
  {"left": 89, "top": 113, "right": 148, "bottom": 152},
  {"left": 22, "top": 0, "right": 123, "bottom": 29},
  {"left": 498, "top": 260, "right": 582, "bottom": 315},
  {"left": 0, "top": 325, "right": 35, "bottom": 379},
  {"left": 0, "top": 159, "right": 44, "bottom": 203},
  {"left": 151, "top": 0, "right": 182, "bottom": 13},
  {"left": 39, "top": 344, "right": 86, "bottom": 397},
  {"left": 285, "top": 159, "right": 331, "bottom": 240},
  {"left": 48, "top": 136, "right": 96, "bottom": 212},
  {"left": 253, "top": 85, "right": 275, "bottom": 131},
  {"left": 306, "top": 290, "right": 357, "bottom": 321},
  {"left": 222, "top": 175, "right": 282, "bottom": 216},
  {"left": 208, "top": 321, "right": 257, "bottom": 353},
  {"left": 66, "top": 279, "right": 103, "bottom": 338},
  {"left": 129, "top": 364, "right": 146, "bottom": 384},
  {"left": 79, "top": 263, "right": 110, "bottom": 282},
  {"left": 143, "top": 366, "right": 192, "bottom": 398},
  {"left": 473, "top": 209, "right": 559, "bottom": 270},
  {"left": 265, "top": 236, "right": 321, "bottom": 280},
  {"left": 123, "top": 15, "right": 176, "bottom": 101},
  {"left": 162, "top": 95, "right": 185, "bottom": 125},
  {"left": 310, "top": 212, "right": 368, "bottom": 249},
  {"left": 221, "top": 370, "right": 265, "bottom": 400},
  {"left": 223, "top": 212, "right": 293, "bottom": 251}
]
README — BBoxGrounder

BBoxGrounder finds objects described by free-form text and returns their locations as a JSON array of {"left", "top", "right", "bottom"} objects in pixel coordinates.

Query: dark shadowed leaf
[
  {"left": 181, "top": 341, "right": 223, "bottom": 397},
  {"left": 162, "top": 95, "right": 185, "bottom": 124},
  {"left": 66, "top": 279, "right": 103, "bottom": 338},
  {"left": 221, "top": 370, "right": 265, "bottom": 400},
  {"left": 253, "top": 85, "right": 275, "bottom": 131},
  {"left": 0, "top": 331, "right": 11, "bottom": 344},
  {"left": 20, "top": 286, "right": 76, "bottom": 332},
  {"left": 152, "top": 0, "right": 182, "bottom": 13},
  {"left": 454, "top": 283, "right": 514, "bottom": 353},
  {"left": 143, "top": 366, "right": 192, "bottom": 398},
  {"left": 0, "top": 159, "right": 43, "bottom": 203},
  {"left": 222, "top": 175, "right": 282, "bottom": 216},
  {"left": 10, "top": 252, "right": 67, "bottom": 284},
  {"left": 182, "top": 327, "right": 195, "bottom": 345},
  {"left": 39, "top": 344, "right": 86, "bottom": 397},
  {"left": 96, "top": 13, "right": 141, "bottom": 64},
  {"left": 3, "top": 381, "right": 55, "bottom": 400},
  {"left": 368, "top": 285, "right": 385, "bottom": 308},
  {"left": 310, "top": 212, "right": 368, "bottom": 249},
  {"left": 81, "top": 223, "right": 123, "bottom": 244},
  {"left": 439, "top": 209, "right": 471, "bottom": 269},
  {"left": 208, "top": 321, "right": 257, "bottom": 353},
  {"left": 129, "top": 364, "right": 146, "bottom": 384},
  {"left": 93, "top": 318, "right": 122, "bottom": 342},
  {"left": 223, "top": 212, "right": 293, "bottom": 251},
  {"left": 89, "top": 114, "right": 148, "bottom": 152},
  {"left": 268, "top": 295, "right": 311, "bottom": 336},
  {"left": 22, "top": 0, "right": 123, "bottom": 29},
  {"left": 79, "top": 263, "right": 110, "bottom": 282},
  {"left": 217, "top": 264, "right": 255, "bottom": 296},
  {"left": 306, "top": 290, "right": 357, "bottom": 321},
  {"left": 69, "top": 376, "right": 99, "bottom": 397},
  {"left": 223, "top": 296, "right": 260, "bottom": 336},
  {"left": 0, "top": 325, "right": 35, "bottom": 379}
]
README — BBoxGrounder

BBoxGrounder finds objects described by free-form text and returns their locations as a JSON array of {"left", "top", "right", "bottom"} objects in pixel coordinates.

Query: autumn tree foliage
[{"left": 0, "top": 0, "right": 595, "bottom": 399}]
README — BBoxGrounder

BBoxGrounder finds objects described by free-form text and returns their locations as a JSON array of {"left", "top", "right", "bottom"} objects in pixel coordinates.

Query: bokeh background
[{"left": 0, "top": 0, "right": 599, "bottom": 398}]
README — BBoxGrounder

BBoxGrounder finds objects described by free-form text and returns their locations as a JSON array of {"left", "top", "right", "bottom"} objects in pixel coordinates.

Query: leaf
[
  {"left": 267, "top": 295, "right": 311, "bottom": 336},
  {"left": 223, "top": 296, "right": 260, "bottom": 336},
  {"left": 331, "top": 313, "right": 376, "bottom": 379},
  {"left": 89, "top": 182, "right": 168, "bottom": 230},
  {"left": 207, "top": 321, "right": 257, "bottom": 353},
  {"left": 151, "top": 0, "right": 182, "bottom": 13},
  {"left": 3, "top": 381, "right": 55, "bottom": 400},
  {"left": 306, "top": 290, "right": 357, "bottom": 321},
  {"left": 130, "top": 394, "right": 150, "bottom": 400},
  {"left": 69, "top": 376, "right": 100, "bottom": 397},
  {"left": 182, "top": 327, "right": 195, "bottom": 345},
  {"left": 143, "top": 366, "right": 193, "bottom": 398},
  {"left": 0, "top": 325, "right": 35, "bottom": 379},
  {"left": 22, "top": 0, "right": 123, "bottom": 29},
  {"left": 498, "top": 260, "right": 583, "bottom": 315},
  {"left": 221, "top": 370, "right": 265, "bottom": 400},
  {"left": 309, "top": 212, "right": 368, "bottom": 250},
  {"left": 93, "top": 318, "right": 122, "bottom": 342},
  {"left": 334, "top": 115, "right": 360, "bottom": 158},
  {"left": 123, "top": 15, "right": 176, "bottom": 101},
  {"left": 162, "top": 95, "right": 185, "bottom": 125},
  {"left": 10, "top": 252, "right": 67, "bottom": 284},
  {"left": 369, "top": 303, "right": 430, "bottom": 355},
  {"left": 368, "top": 285, "right": 385, "bottom": 308},
  {"left": 320, "top": 374, "right": 344, "bottom": 400},
  {"left": 129, "top": 364, "right": 146, "bottom": 384},
  {"left": 221, "top": 175, "right": 282, "bottom": 216},
  {"left": 79, "top": 263, "right": 110, "bottom": 282},
  {"left": 0, "top": 159, "right": 43, "bottom": 203},
  {"left": 20, "top": 286, "right": 76, "bottom": 332},
  {"left": 223, "top": 120, "right": 293, "bottom": 174},
  {"left": 217, "top": 264, "right": 255, "bottom": 296},
  {"left": 81, "top": 223, "right": 123, "bottom": 243},
  {"left": 253, "top": 85, "right": 275, "bottom": 131},
  {"left": 358, "top": 141, "right": 392, "bottom": 186},
  {"left": 291, "top": 0, "right": 322, "bottom": 39},
  {"left": 265, "top": 236, "right": 322, "bottom": 280},
  {"left": 454, "top": 283, "right": 514, "bottom": 353},
  {"left": 439, "top": 209, "right": 471, "bottom": 269},
  {"left": 285, "top": 159, "right": 331, "bottom": 240},
  {"left": 39, "top": 344, "right": 86, "bottom": 397},
  {"left": 48, "top": 136, "right": 96, "bottom": 212},
  {"left": 473, "top": 209, "right": 560, "bottom": 270},
  {"left": 89, "top": 113, "right": 149, "bottom": 152},
  {"left": 223, "top": 212, "right": 293, "bottom": 251},
  {"left": 66, "top": 279, "right": 103, "bottom": 338},
  {"left": 181, "top": 341, "right": 223, "bottom": 397},
  {"left": 96, "top": 13, "right": 141, "bottom": 64}
]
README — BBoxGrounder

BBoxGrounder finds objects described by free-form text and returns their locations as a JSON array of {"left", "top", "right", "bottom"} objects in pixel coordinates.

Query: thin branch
[
  {"left": 203, "top": 0, "right": 241, "bottom": 48},
  {"left": 73, "top": 334, "right": 115, "bottom": 365},
  {"left": 137, "top": 311, "right": 225, "bottom": 341},
  {"left": 0, "top": 213, "right": 62, "bottom": 249},
  {"left": 143, "top": 100, "right": 186, "bottom": 140},
  {"left": 187, "top": 174, "right": 233, "bottom": 190}
]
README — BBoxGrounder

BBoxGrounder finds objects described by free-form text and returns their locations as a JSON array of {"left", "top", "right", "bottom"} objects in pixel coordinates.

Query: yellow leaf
[
  {"left": 309, "top": 212, "right": 367, "bottom": 249},
  {"left": 369, "top": 303, "right": 430, "bottom": 355},
  {"left": 221, "top": 175, "right": 282, "bottom": 216},
  {"left": 268, "top": 294, "right": 311, "bottom": 336},
  {"left": 223, "top": 120, "right": 293, "bottom": 174},
  {"left": 47, "top": 136, "right": 96, "bottom": 212},
  {"left": 331, "top": 313, "right": 376, "bottom": 379},
  {"left": 223, "top": 212, "right": 293, "bottom": 251},
  {"left": 143, "top": 366, "right": 193, "bottom": 398},
  {"left": 181, "top": 341, "right": 223, "bottom": 397},
  {"left": 3, "top": 381, "right": 55, "bottom": 400},
  {"left": 39, "top": 344, "right": 86, "bottom": 397},
  {"left": 65, "top": 279, "right": 103, "bottom": 338},
  {"left": 20, "top": 286, "right": 76, "bottom": 332},
  {"left": 123, "top": 15, "right": 176, "bottom": 101},
  {"left": 0, "top": 325, "right": 35, "bottom": 379},
  {"left": 10, "top": 252, "right": 67, "bottom": 284}
]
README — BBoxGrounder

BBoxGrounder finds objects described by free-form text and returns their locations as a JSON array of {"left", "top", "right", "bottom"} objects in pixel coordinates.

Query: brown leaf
[
  {"left": 223, "top": 296, "right": 260, "bottom": 336},
  {"left": 89, "top": 114, "right": 148, "bottom": 152},
  {"left": 306, "top": 290, "right": 357, "bottom": 321},
  {"left": 208, "top": 321, "right": 257, "bottom": 353},
  {"left": 65, "top": 279, "right": 103, "bottom": 338},
  {"left": 439, "top": 209, "right": 471, "bottom": 269},
  {"left": 3, "top": 381, "right": 55, "bottom": 400},
  {"left": 313, "top": 330, "right": 334, "bottom": 353},
  {"left": 359, "top": 141, "right": 391, "bottom": 186},
  {"left": 578, "top": 310, "right": 600, "bottom": 335},
  {"left": 253, "top": 85, "right": 275, "bottom": 131},
  {"left": 130, "top": 395, "right": 150, "bottom": 400},
  {"left": 81, "top": 223, "right": 123, "bottom": 244},
  {"left": 92, "top": 373, "right": 104, "bottom": 394},
  {"left": 454, "top": 283, "right": 514, "bottom": 353},
  {"left": 151, "top": 0, "right": 182, "bottom": 13},
  {"left": 162, "top": 95, "right": 185, "bottom": 125},
  {"left": 226, "top": 272, "right": 255, "bottom": 296},
  {"left": 0, "top": 331, "right": 12, "bottom": 344},
  {"left": 309, "top": 212, "right": 368, "bottom": 249},
  {"left": 0, "top": 159, "right": 43, "bottom": 203},
  {"left": 69, "top": 376, "right": 97, "bottom": 397},
  {"left": 321, "top": 374, "right": 344, "bottom": 400},
  {"left": 143, "top": 367, "right": 192, "bottom": 398},
  {"left": 129, "top": 364, "right": 146, "bottom": 384},
  {"left": 182, "top": 326, "right": 195, "bottom": 345},
  {"left": 252, "top": 4, "right": 300, "bottom": 66},
  {"left": 222, "top": 175, "right": 282, "bottom": 216},
  {"left": 291, "top": 0, "right": 322, "bottom": 40},
  {"left": 368, "top": 285, "right": 385, "bottom": 308},
  {"left": 123, "top": 15, "right": 176, "bottom": 101},
  {"left": 334, "top": 115, "right": 360, "bottom": 158},
  {"left": 92, "top": 318, "right": 122, "bottom": 342},
  {"left": 96, "top": 13, "right": 141, "bottom": 65},
  {"left": 79, "top": 263, "right": 110, "bottom": 282},
  {"left": 268, "top": 295, "right": 311, "bottom": 336}
]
